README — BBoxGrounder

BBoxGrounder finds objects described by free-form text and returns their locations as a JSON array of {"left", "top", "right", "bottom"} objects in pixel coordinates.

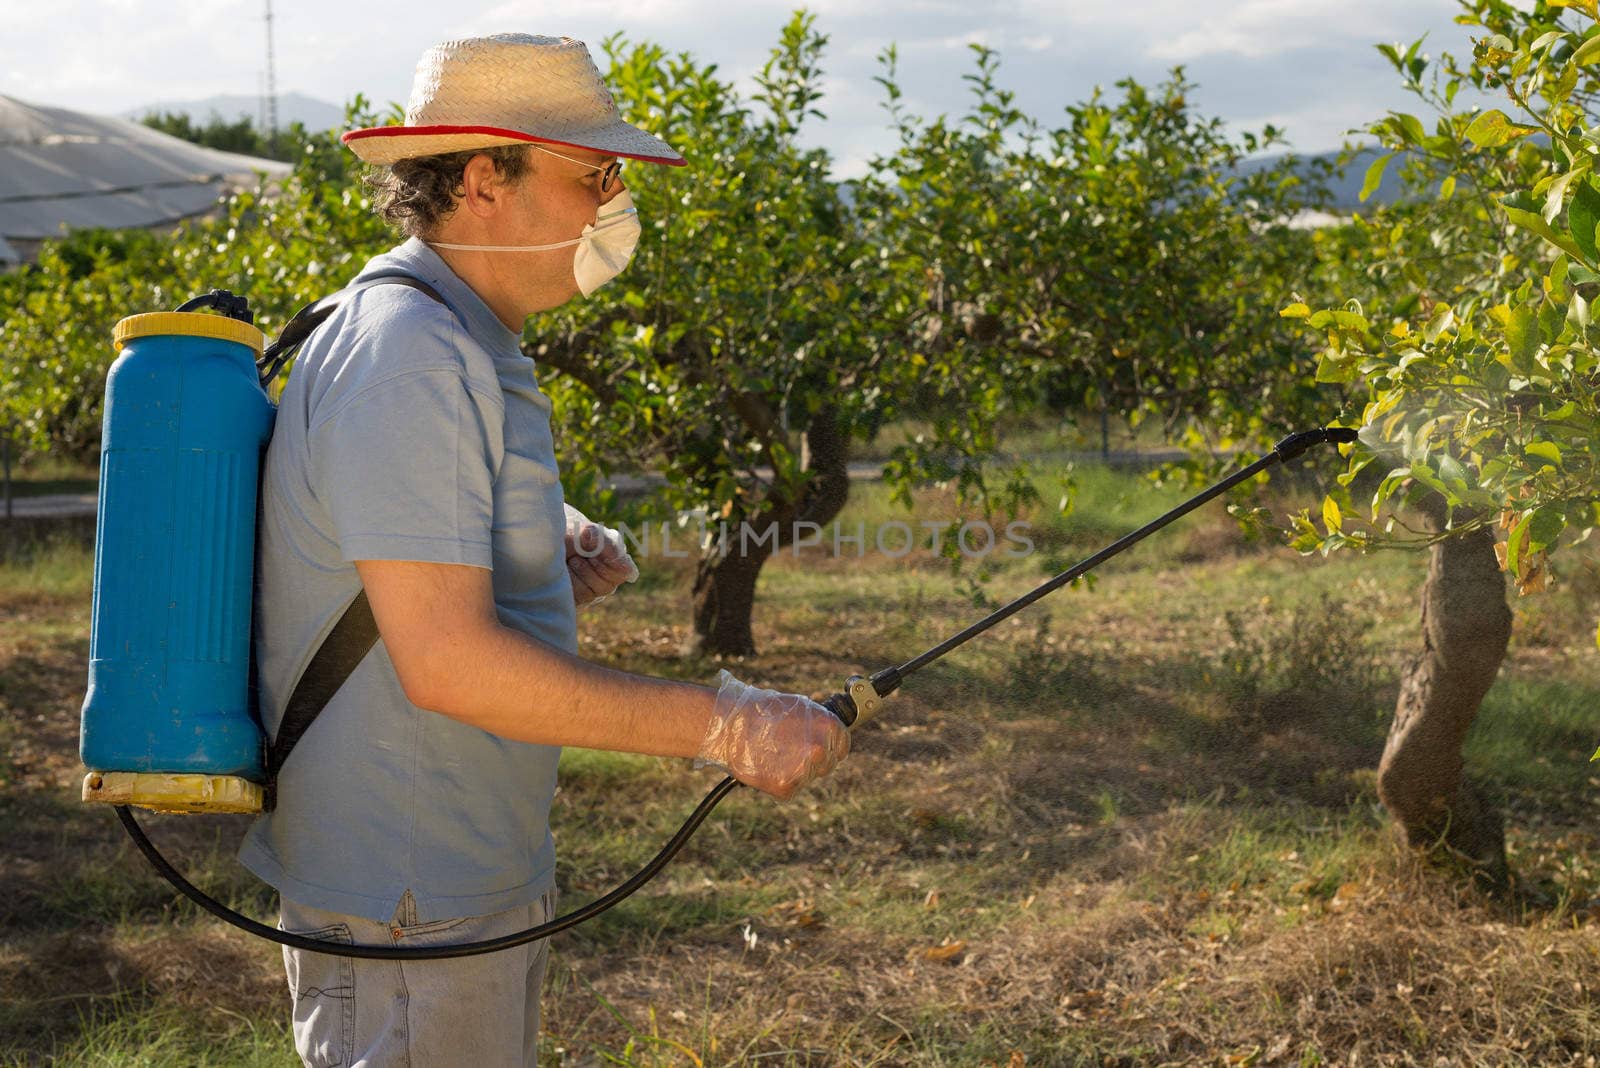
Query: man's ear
[{"left": 459, "top": 153, "right": 509, "bottom": 220}]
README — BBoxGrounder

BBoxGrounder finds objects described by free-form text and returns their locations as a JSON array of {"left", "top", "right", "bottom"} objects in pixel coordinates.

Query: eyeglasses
[{"left": 532, "top": 145, "right": 624, "bottom": 194}]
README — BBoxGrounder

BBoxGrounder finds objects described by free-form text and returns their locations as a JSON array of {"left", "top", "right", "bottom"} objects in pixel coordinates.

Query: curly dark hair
[{"left": 364, "top": 145, "right": 533, "bottom": 237}]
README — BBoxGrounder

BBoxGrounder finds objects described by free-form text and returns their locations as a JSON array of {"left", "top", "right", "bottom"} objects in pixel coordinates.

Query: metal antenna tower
[{"left": 263, "top": 0, "right": 279, "bottom": 155}]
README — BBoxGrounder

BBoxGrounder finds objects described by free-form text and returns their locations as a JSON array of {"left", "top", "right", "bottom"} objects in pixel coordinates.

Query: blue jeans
[{"left": 278, "top": 888, "right": 557, "bottom": 1067}]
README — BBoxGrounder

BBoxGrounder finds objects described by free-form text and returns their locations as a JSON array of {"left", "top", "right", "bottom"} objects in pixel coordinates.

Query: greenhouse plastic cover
[{"left": 0, "top": 95, "right": 290, "bottom": 262}]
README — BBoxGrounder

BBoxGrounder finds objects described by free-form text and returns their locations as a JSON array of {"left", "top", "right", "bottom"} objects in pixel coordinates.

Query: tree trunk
[
  {"left": 690, "top": 404, "right": 853, "bottom": 657},
  {"left": 690, "top": 543, "right": 770, "bottom": 657},
  {"left": 1377, "top": 497, "right": 1512, "bottom": 888}
]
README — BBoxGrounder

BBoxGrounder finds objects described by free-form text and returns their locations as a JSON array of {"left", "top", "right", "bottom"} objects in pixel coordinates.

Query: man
[{"left": 239, "top": 33, "right": 850, "bottom": 1067}]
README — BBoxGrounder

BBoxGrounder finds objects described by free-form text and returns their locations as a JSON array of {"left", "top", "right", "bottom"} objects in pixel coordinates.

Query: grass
[
  {"left": 4, "top": 457, "right": 1600, "bottom": 1066},
  {"left": 848, "top": 410, "right": 1178, "bottom": 465},
  {"left": 0, "top": 997, "right": 296, "bottom": 1068},
  {"left": 0, "top": 531, "right": 94, "bottom": 599},
  {"left": 0, "top": 456, "right": 98, "bottom": 500}
]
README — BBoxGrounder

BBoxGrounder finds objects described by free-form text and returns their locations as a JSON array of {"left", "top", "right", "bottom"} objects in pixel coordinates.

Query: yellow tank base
[{"left": 82, "top": 771, "right": 265, "bottom": 814}]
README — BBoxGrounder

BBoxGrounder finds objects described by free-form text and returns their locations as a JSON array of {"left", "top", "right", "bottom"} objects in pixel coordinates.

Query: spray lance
[{"left": 85, "top": 287, "right": 1353, "bottom": 961}]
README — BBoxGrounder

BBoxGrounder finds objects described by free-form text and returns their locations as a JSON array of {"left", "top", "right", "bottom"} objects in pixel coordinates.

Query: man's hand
[
  {"left": 697, "top": 670, "right": 851, "bottom": 800},
  {"left": 563, "top": 505, "right": 638, "bottom": 607}
]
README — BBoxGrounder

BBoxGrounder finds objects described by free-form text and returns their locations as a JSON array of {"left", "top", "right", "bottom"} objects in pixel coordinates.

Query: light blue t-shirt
[{"left": 238, "top": 238, "right": 577, "bottom": 923}]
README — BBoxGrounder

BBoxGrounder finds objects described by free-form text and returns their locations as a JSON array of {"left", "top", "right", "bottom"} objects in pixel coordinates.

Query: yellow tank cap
[
  {"left": 82, "top": 770, "right": 265, "bottom": 815},
  {"left": 113, "top": 312, "right": 265, "bottom": 358}
]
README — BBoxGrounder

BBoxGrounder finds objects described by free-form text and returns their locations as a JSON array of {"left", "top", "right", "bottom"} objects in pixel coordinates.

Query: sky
[{"left": 7, "top": 0, "right": 1505, "bottom": 178}]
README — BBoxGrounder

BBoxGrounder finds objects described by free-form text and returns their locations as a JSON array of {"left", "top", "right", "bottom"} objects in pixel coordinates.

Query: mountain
[
  {"left": 123, "top": 92, "right": 346, "bottom": 134},
  {"left": 1237, "top": 145, "right": 1414, "bottom": 211}
]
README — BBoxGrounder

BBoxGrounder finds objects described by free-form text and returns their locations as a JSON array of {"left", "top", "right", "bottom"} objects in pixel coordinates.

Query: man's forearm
[
  {"left": 414, "top": 619, "right": 715, "bottom": 756},
  {"left": 352, "top": 558, "right": 849, "bottom": 798},
  {"left": 355, "top": 557, "right": 714, "bottom": 757}
]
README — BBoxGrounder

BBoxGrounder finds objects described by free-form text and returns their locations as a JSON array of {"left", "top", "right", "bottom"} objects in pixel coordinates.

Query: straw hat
[{"left": 342, "top": 34, "right": 685, "bottom": 167}]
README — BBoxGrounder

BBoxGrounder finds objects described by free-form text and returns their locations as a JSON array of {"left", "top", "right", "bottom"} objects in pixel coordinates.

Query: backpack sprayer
[{"left": 78, "top": 285, "right": 1356, "bottom": 960}]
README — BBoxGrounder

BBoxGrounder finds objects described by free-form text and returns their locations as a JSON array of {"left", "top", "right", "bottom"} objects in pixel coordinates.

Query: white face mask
[{"left": 429, "top": 190, "right": 641, "bottom": 297}]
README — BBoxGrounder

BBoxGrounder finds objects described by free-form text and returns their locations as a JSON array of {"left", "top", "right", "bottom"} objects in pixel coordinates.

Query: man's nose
[{"left": 599, "top": 177, "right": 628, "bottom": 206}]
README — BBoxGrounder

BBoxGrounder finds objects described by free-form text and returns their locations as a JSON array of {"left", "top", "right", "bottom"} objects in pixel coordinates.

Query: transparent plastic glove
[
  {"left": 698, "top": 669, "right": 851, "bottom": 800},
  {"left": 563, "top": 503, "right": 638, "bottom": 607}
]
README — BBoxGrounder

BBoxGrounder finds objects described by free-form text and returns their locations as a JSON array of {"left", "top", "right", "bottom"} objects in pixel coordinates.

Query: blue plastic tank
[{"left": 80, "top": 311, "right": 274, "bottom": 791}]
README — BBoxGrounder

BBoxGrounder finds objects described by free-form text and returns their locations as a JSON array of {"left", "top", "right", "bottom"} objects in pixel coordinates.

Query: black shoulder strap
[
  {"left": 257, "top": 274, "right": 447, "bottom": 387},
  {"left": 262, "top": 275, "right": 450, "bottom": 810},
  {"left": 265, "top": 590, "right": 380, "bottom": 785}
]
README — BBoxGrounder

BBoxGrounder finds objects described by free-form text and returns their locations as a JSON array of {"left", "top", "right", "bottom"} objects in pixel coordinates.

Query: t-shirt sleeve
[{"left": 308, "top": 363, "right": 504, "bottom": 568}]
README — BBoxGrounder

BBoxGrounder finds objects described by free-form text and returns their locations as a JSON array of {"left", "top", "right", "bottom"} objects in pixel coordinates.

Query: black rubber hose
[
  {"left": 114, "top": 425, "right": 1356, "bottom": 958},
  {"left": 115, "top": 774, "right": 741, "bottom": 960}
]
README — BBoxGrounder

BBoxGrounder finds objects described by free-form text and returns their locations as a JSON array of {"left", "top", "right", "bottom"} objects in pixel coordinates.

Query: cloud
[
  {"left": 900, "top": 30, "right": 993, "bottom": 52},
  {"left": 10, "top": 0, "right": 281, "bottom": 112},
  {"left": 1140, "top": 0, "right": 1433, "bottom": 62},
  {"left": 5, "top": 0, "right": 1499, "bottom": 170}
]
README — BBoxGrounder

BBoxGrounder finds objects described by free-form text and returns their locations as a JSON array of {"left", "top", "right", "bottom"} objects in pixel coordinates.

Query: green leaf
[
  {"left": 1322, "top": 495, "right": 1344, "bottom": 534},
  {"left": 1570, "top": 290, "right": 1592, "bottom": 332},
  {"left": 1436, "top": 452, "right": 1469, "bottom": 489},
  {"left": 1409, "top": 461, "right": 1449, "bottom": 497},
  {"left": 1290, "top": 531, "right": 1322, "bottom": 554},
  {"left": 1570, "top": 179, "right": 1600, "bottom": 262},
  {"left": 1464, "top": 109, "right": 1539, "bottom": 148},
  {"left": 1507, "top": 511, "right": 1531, "bottom": 574},
  {"left": 1424, "top": 304, "right": 1456, "bottom": 343},
  {"left": 1506, "top": 305, "right": 1540, "bottom": 370},
  {"left": 1550, "top": 254, "right": 1571, "bottom": 294},
  {"left": 1576, "top": 34, "right": 1600, "bottom": 66},
  {"left": 1540, "top": 300, "right": 1570, "bottom": 346},
  {"left": 1279, "top": 303, "right": 1311, "bottom": 319},
  {"left": 1316, "top": 350, "right": 1360, "bottom": 384},
  {"left": 1503, "top": 203, "right": 1589, "bottom": 260},
  {"left": 1440, "top": 174, "right": 1457, "bottom": 201},
  {"left": 1542, "top": 168, "right": 1582, "bottom": 223},
  {"left": 1530, "top": 30, "right": 1565, "bottom": 55},
  {"left": 1361, "top": 152, "right": 1396, "bottom": 203},
  {"left": 1528, "top": 504, "right": 1567, "bottom": 551},
  {"left": 1558, "top": 59, "right": 1581, "bottom": 101},
  {"left": 1526, "top": 440, "right": 1564, "bottom": 468}
]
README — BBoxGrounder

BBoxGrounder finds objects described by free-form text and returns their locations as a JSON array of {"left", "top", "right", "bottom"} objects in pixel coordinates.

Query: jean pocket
[
  {"left": 280, "top": 922, "right": 356, "bottom": 1068},
  {"left": 391, "top": 913, "right": 469, "bottom": 940}
]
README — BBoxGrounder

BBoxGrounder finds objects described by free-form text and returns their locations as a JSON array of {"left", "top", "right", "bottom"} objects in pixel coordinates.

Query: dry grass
[{"left": 3, "top": 477, "right": 1599, "bottom": 1066}]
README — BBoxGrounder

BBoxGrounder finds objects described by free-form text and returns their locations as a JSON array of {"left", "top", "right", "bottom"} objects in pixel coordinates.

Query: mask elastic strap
[
  {"left": 427, "top": 208, "right": 638, "bottom": 254},
  {"left": 428, "top": 236, "right": 581, "bottom": 253}
]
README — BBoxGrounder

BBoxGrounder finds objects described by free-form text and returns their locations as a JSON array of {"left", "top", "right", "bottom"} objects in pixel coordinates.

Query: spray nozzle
[{"left": 1271, "top": 426, "right": 1358, "bottom": 463}]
